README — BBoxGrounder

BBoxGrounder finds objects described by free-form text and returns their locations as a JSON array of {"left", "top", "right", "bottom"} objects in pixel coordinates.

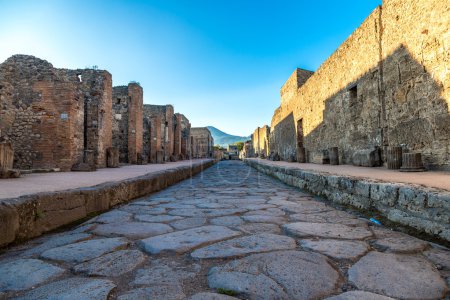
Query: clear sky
[{"left": 0, "top": 0, "right": 381, "bottom": 136}]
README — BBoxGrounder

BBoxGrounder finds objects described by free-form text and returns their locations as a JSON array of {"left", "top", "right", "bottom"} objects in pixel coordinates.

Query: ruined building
[
  {"left": 112, "top": 83, "right": 143, "bottom": 164},
  {"left": 268, "top": 0, "right": 449, "bottom": 170},
  {"left": 252, "top": 126, "right": 270, "bottom": 158},
  {"left": 143, "top": 105, "right": 191, "bottom": 163},
  {"left": 0, "top": 55, "right": 112, "bottom": 171},
  {"left": 191, "top": 127, "right": 214, "bottom": 158}
]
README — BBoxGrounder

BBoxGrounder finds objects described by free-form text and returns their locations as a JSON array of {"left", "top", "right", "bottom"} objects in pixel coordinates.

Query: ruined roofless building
[
  {"left": 0, "top": 55, "right": 112, "bottom": 171},
  {"left": 268, "top": 0, "right": 450, "bottom": 170},
  {"left": 112, "top": 83, "right": 143, "bottom": 164},
  {"left": 190, "top": 127, "right": 214, "bottom": 158},
  {"left": 252, "top": 125, "right": 270, "bottom": 158}
]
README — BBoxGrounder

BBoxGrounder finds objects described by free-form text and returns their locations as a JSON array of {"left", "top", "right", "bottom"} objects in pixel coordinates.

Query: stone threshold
[
  {"left": 0, "top": 159, "right": 216, "bottom": 248},
  {"left": 245, "top": 159, "right": 449, "bottom": 243}
]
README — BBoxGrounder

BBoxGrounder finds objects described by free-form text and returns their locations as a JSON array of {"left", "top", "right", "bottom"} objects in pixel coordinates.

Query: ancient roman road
[{"left": 0, "top": 161, "right": 448, "bottom": 299}]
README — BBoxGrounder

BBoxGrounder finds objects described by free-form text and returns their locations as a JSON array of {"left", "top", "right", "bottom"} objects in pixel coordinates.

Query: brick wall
[
  {"left": 191, "top": 127, "right": 214, "bottom": 158},
  {"left": 112, "top": 83, "right": 143, "bottom": 164}
]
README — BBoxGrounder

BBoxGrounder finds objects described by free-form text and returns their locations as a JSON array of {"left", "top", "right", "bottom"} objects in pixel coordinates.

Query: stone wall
[
  {"left": 0, "top": 55, "right": 83, "bottom": 171},
  {"left": 0, "top": 159, "right": 215, "bottom": 247},
  {"left": 191, "top": 127, "right": 214, "bottom": 158},
  {"left": 269, "top": 0, "right": 449, "bottom": 170},
  {"left": 0, "top": 55, "right": 113, "bottom": 171},
  {"left": 252, "top": 125, "right": 270, "bottom": 157},
  {"left": 245, "top": 158, "right": 450, "bottom": 243},
  {"left": 177, "top": 113, "right": 191, "bottom": 159},
  {"left": 143, "top": 104, "right": 175, "bottom": 162},
  {"left": 112, "top": 83, "right": 143, "bottom": 164}
]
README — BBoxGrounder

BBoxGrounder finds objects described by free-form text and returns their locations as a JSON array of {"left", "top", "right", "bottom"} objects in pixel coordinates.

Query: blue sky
[{"left": 0, "top": 0, "right": 381, "bottom": 136}]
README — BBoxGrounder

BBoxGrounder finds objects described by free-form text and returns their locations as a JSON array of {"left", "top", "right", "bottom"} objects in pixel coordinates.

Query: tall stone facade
[
  {"left": 143, "top": 105, "right": 175, "bottom": 162},
  {"left": 177, "top": 113, "right": 191, "bottom": 159},
  {"left": 0, "top": 55, "right": 112, "bottom": 171},
  {"left": 191, "top": 127, "right": 214, "bottom": 158},
  {"left": 252, "top": 126, "right": 270, "bottom": 158},
  {"left": 269, "top": 0, "right": 449, "bottom": 170},
  {"left": 112, "top": 83, "right": 143, "bottom": 164}
]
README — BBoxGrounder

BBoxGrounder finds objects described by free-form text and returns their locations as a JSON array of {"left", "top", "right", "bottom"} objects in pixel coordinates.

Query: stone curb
[
  {"left": 245, "top": 159, "right": 449, "bottom": 243},
  {"left": 0, "top": 160, "right": 215, "bottom": 247}
]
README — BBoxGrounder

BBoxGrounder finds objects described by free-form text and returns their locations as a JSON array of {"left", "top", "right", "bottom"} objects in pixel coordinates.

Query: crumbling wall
[
  {"left": 112, "top": 83, "right": 143, "bottom": 164},
  {"left": 252, "top": 125, "right": 270, "bottom": 157},
  {"left": 269, "top": 0, "right": 449, "bottom": 169},
  {"left": 191, "top": 127, "right": 214, "bottom": 158},
  {"left": 0, "top": 55, "right": 84, "bottom": 171},
  {"left": 178, "top": 113, "right": 191, "bottom": 159},
  {"left": 143, "top": 104, "right": 174, "bottom": 162}
]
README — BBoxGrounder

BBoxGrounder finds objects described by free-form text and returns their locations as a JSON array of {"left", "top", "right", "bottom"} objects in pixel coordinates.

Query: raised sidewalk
[
  {"left": 0, "top": 159, "right": 215, "bottom": 247},
  {"left": 245, "top": 158, "right": 450, "bottom": 243}
]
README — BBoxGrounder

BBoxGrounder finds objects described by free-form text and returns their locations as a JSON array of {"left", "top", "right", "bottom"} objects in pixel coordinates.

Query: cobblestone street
[{"left": 0, "top": 161, "right": 448, "bottom": 299}]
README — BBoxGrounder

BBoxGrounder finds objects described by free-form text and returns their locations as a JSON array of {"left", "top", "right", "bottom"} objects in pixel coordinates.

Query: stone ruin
[
  {"left": 0, "top": 55, "right": 194, "bottom": 175},
  {"left": 252, "top": 0, "right": 449, "bottom": 171},
  {"left": 190, "top": 127, "right": 214, "bottom": 158}
]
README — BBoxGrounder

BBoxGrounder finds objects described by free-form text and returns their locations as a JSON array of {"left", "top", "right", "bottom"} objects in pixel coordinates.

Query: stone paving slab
[
  {"left": 348, "top": 252, "right": 448, "bottom": 299},
  {"left": 0, "top": 259, "right": 65, "bottom": 292},
  {"left": 139, "top": 225, "right": 241, "bottom": 254},
  {"left": 208, "top": 250, "right": 340, "bottom": 299},
  {"left": 73, "top": 250, "right": 146, "bottom": 276},
  {"left": 191, "top": 233, "right": 296, "bottom": 259},
  {"left": 41, "top": 237, "right": 129, "bottom": 263},
  {"left": 16, "top": 277, "right": 116, "bottom": 300},
  {"left": 0, "top": 161, "right": 448, "bottom": 299}
]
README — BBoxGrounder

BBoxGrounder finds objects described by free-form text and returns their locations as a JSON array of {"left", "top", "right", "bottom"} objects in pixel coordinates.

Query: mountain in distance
[{"left": 207, "top": 126, "right": 250, "bottom": 147}]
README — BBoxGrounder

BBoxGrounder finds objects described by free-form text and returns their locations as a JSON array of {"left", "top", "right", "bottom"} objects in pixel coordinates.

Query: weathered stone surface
[
  {"left": 95, "top": 210, "right": 133, "bottom": 224},
  {"left": 373, "top": 236, "right": 429, "bottom": 253},
  {"left": 423, "top": 248, "right": 450, "bottom": 270},
  {"left": 290, "top": 210, "right": 367, "bottom": 227},
  {"left": 0, "top": 205, "right": 19, "bottom": 247},
  {"left": 170, "top": 217, "right": 207, "bottom": 230},
  {"left": 244, "top": 207, "right": 286, "bottom": 216},
  {"left": 300, "top": 239, "right": 369, "bottom": 260},
  {"left": 0, "top": 259, "right": 65, "bottom": 292},
  {"left": 283, "top": 222, "right": 372, "bottom": 239},
  {"left": 238, "top": 223, "right": 281, "bottom": 234},
  {"left": 208, "top": 250, "right": 340, "bottom": 299},
  {"left": 17, "top": 278, "right": 116, "bottom": 300},
  {"left": 191, "top": 234, "right": 296, "bottom": 259},
  {"left": 23, "top": 233, "right": 91, "bottom": 256},
  {"left": 348, "top": 252, "right": 448, "bottom": 299},
  {"left": 73, "top": 250, "right": 146, "bottom": 276},
  {"left": 139, "top": 225, "right": 241, "bottom": 254},
  {"left": 120, "top": 205, "right": 166, "bottom": 215},
  {"left": 135, "top": 214, "right": 183, "bottom": 223},
  {"left": 280, "top": 201, "right": 332, "bottom": 214},
  {"left": 92, "top": 222, "right": 173, "bottom": 239},
  {"left": 210, "top": 216, "right": 244, "bottom": 227},
  {"left": 132, "top": 259, "right": 200, "bottom": 286},
  {"left": 169, "top": 208, "right": 246, "bottom": 218},
  {"left": 187, "top": 292, "right": 240, "bottom": 300},
  {"left": 326, "top": 291, "right": 395, "bottom": 300},
  {"left": 242, "top": 215, "right": 286, "bottom": 225},
  {"left": 41, "top": 237, "right": 128, "bottom": 263},
  {"left": 118, "top": 286, "right": 185, "bottom": 300}
]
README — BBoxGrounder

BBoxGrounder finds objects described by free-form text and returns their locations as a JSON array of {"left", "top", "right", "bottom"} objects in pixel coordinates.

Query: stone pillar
[
  {"left": 150, "top": 116, "right": 161, "bottom": 163},
  {"left": 174, "top": 114, "right": 182, "bottom": 158},
  {"left": 106, "top": 147, "right": 119, "bottom": 168},
  {"left": 127, "top": 84, "right": 143, "bottom": 164}
]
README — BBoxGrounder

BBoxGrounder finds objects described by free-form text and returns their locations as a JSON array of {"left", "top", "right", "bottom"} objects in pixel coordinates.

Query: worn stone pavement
[{"left": 0, "top": 161, "right": 448, "bottom": 299}]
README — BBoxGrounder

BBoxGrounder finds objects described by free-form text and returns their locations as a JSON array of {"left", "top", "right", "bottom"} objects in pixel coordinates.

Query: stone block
[
  {"left": 352, "top": 148, "right": 381, "bottom": 167},
  {"left": 0, "top": 142, "right": 20, "bottom": 179},
  {"left": 329, "top": 147, "right": 339, "bottom": 165},
  {"left": 296, "top": 147, "right": 306, "bottom": 163},
  {"left": 106, "top": 147, "right": 119, "bottom": 168},
  {"left": 0, "top": 204, "right": 19, "bottom": 247},
  {"left": 136, "top": 153, "right": 147, "bottom": 165},
  {"left": 309, "top": 150, "right": 329, "bottom": 164}
]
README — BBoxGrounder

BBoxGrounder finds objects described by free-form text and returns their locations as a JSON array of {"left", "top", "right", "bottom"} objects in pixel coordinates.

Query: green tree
[{"left": 234, "top": 141, "right": 244, "bottom": 151}]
